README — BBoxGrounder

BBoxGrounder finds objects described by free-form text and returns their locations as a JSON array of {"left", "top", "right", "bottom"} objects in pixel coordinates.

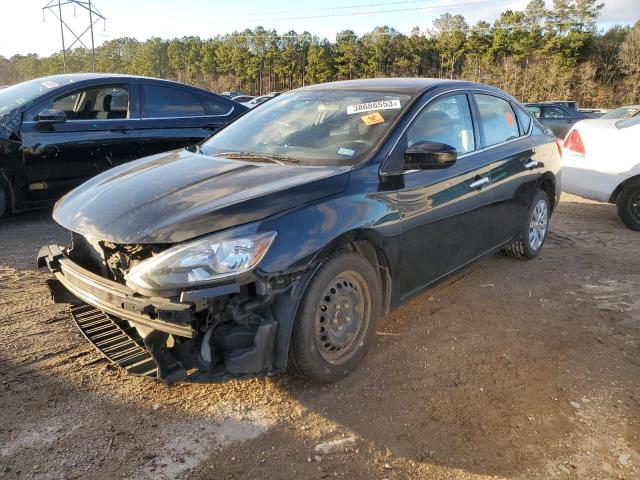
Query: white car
[{"left": 562, "top": 117, "right": 640, "bottom": 230}]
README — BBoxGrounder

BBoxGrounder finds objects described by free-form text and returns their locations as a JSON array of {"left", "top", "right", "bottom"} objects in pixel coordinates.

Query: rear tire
[
  {"left": 288, "top": 252, "right": 382, "bottom": 382},
  {"left": 504, "top": 189, "right": 550, "bottom": 260},
  {"left": 616, "top": 180, "right": 640, "bottom": 231}
]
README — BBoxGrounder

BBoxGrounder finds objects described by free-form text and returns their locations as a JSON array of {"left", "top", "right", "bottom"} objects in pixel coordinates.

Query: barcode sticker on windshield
[
  {"left": 41, "top": 80, "right": 59, "bottom": 89},
  {"left": 347, "top": 99, "right": 401, "bottom": 115}
]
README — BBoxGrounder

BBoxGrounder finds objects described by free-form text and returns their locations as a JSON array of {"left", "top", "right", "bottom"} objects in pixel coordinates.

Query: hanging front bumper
[{"left": 37, "top": 244, "right": 195, "bottom": 339}]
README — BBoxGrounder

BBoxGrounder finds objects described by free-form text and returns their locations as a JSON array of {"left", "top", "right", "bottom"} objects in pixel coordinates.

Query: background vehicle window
[
  {"left": 198, "top": 95, "right": 232, "bottom": 115},
  {"left": 543, "top": 106, "right": 568, "bottom": 119},
  {"left": 515, "top": 105, "right": 532, "bottom": 134},
  {"left": 475, "top": 94, "right": 519, "bottom": 146},
  {"left": 142, "top": 85, "right": 205, "bottom": 118},
  {"left": 51, "top": 86, "right": 129, "bottom": 120},
  {"left": 526, "top": 106, "right": 541, "bottom": 118},
  {"left": 406, "top": 94, "right": 475, "bottom": 154}
]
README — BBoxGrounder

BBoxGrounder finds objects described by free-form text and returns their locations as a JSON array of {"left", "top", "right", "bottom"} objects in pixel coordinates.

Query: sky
[{"left": 0, "top": 0, "right": 638, "bottom": 58}]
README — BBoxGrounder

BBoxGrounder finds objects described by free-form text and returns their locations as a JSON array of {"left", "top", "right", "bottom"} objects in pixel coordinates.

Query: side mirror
[
  {"left": 404, "top": 141, "right": 457, "bottom": 170},
  {"left": 37, "top": 108, "right": 66, "bottom": 124}
]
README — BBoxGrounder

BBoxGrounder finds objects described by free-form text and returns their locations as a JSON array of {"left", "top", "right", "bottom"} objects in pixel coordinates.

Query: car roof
[
  {"left": 34, "top": 73, "right": 223, "bottom": 97},
  {"left": 525, "top": 103, "right": 566, "bottom": 107},
  {"left": 299, "top": 78, "right": 496, "bottom": 94}
]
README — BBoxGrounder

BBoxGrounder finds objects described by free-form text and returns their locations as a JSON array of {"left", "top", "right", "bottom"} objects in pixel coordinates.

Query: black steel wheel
[
  {"left": 289, "top": 252, "right": 382, "bottom": 382},
  {"left": 314, "top": 270, "right": 372, "bottom": 365}
]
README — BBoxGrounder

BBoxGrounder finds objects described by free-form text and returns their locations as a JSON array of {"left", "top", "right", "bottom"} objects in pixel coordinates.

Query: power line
[
  {"left": 191, "top": 0, "right": 510, "bottom": 24},
  {"left": 208, "top": 0, "right": 456, "bottom": 18}
]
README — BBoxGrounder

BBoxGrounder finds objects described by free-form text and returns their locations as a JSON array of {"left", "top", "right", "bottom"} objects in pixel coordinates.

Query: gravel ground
[{"left": 0, "top": 193, "right": 638, "bottom": 480}]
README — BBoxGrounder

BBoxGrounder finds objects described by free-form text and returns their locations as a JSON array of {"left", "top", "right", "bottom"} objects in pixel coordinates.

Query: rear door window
[
  {"left": 198, "top": 95, "right": 233, "bottom": 115},
  {"left": 542, "top": 106, "right": 569, "bottom": 119},
  {"left": 475, "top": 94, "right": 520, "bottom": 147},
  {"left": 142, "top": 84, "right": 205, "bottom": 118}
]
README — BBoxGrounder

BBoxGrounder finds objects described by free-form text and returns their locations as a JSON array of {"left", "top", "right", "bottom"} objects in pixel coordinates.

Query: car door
[
  {"left": 393, "top": 92, "right": 494, "bottom": 299},
  {"left": 541, "top": 105, "right": 574, "bottom": 138},
  {"left": 138, "top": 83, "right": 234, "bottom": 157},
  {"left": 473, "top": 93, "right": 540, "bottom": 246},
  {"left": 19, "top": 82, "right": 141, "bottom": 201}
]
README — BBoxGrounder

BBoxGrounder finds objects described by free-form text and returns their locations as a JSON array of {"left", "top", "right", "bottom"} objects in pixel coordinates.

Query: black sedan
[
  {"left": 39, "top": 78, "right": 561, "bottom": 384},
  {"left": 0, "top": 74, "right": 246, "bottom": 218},
  {"left": 524, "top": 102, "right": 599, "bottom": 138}
]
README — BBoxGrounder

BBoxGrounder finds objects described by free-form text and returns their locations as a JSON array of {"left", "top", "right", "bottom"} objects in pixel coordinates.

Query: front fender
[{"left": 258, "top": 165, "right": 401, "bottom": 275}]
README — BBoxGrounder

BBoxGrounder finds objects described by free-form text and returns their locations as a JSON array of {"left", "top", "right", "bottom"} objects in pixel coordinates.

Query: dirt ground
[{"left": 0, "top": 193, "right": 638, "bottom": 480}]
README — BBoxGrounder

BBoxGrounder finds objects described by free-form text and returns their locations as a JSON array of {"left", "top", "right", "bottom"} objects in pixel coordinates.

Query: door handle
[
  {"left": 524, "top": 160, "right": 539, "bottom": 169},
  {"left": 469, "top": 177, "right": 490, "bottom": 189}
]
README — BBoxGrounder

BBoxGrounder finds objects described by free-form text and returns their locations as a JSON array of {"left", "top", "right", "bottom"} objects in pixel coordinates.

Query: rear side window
[
  {"left": 199, "top": 95, "right": 232, "bottom": 115},
  {"left": 515, "top": 106, "right": 532, "bottom": 134},
  {"left": 475, "top": 94, "right": 519, "bottom": 146},
  {"left": 142, "top": 84, "right": 205, "bottom": 118}
]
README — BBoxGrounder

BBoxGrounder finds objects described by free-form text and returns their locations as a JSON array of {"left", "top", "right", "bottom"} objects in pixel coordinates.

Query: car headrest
[{"left": 110, "top": 94, "right": 128, "bottom": 112}]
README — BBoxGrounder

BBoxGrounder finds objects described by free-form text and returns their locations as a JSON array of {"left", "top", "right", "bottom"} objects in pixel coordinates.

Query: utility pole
[{"left": 42, "top": 0, "right": 106, "bottom": 73}]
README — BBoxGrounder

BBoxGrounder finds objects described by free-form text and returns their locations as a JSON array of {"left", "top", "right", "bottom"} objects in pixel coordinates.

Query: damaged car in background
[{"left": 39, "top": 78, "right": 561, "bottom": 384}]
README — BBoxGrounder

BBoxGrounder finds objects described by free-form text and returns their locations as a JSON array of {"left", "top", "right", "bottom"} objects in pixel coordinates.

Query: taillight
[{"left": 563, "top": 129, "right": 585, "bottom": 155}]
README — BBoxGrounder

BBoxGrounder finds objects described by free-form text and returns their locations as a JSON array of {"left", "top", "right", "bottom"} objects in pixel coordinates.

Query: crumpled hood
[{"left": 53, "top": 148, "right": 350, "bottom": 243}]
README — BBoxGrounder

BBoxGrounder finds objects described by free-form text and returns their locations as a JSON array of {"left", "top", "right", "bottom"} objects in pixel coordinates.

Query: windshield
[
  {"left": 200, "top": 89, "right": 412, "bottom": 166},
  {"left": 602, "top": 106, "right": 640, "bottom": 119},
  {"left": 0, "top": 77, "right": 74, "bottom": 115}
]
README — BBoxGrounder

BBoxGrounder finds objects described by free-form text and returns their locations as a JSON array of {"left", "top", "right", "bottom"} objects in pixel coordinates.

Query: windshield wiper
[{"left": 215, "top": 151, "right": 299, "bottom": 165}]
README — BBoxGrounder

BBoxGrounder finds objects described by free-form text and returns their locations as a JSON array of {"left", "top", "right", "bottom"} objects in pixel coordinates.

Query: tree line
[{"left": 1, "top": 0, "right": 639, "bottom": 107}]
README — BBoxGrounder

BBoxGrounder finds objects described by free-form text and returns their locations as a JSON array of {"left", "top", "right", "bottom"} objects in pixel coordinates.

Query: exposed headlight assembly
[{"left": 126, "top": 229, "right": 277, "bottom": 293}]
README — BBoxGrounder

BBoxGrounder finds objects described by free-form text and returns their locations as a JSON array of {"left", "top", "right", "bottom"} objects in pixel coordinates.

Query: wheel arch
[
  {"left": 309, "top": 229, "right": 393, "bottom": 315},
  {"left": 609, "top": 174, "right": 640, "bottom": 204},
  {"left": 270, "top": 229, "right": 394, "bottom": 374},
  {"left": 537, "top": 172, "right": 557, "bottom": 213}
]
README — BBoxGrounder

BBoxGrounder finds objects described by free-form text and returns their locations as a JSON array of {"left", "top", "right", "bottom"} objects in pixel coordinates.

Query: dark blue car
[{"left": 0, "top": 74, "right": 246, "bottom": 218}]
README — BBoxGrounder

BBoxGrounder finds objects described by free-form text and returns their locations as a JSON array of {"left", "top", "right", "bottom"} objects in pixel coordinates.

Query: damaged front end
[{"left": 38, "top": 230, "right": 306, "bottom": 384}]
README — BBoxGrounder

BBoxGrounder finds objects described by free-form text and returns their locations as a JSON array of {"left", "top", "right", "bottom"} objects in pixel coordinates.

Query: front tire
[
  {"left": 616, "top": 180, "right": 640, "bottom": 231},
  {"left": 505, "top": 189, "right": 550, "bottom": 260},
  {"left": 289, "top": 252, "right": 382, "bottom": 382}
]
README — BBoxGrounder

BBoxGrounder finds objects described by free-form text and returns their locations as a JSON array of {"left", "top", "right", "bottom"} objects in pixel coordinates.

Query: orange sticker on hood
[{"left": 361, "top": 112, "right": 385, "bottom": 125}]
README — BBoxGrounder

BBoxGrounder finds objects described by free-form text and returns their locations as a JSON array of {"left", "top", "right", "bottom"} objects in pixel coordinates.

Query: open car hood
[{"left": 53, "top": 148, "right": 350, "bottom": 244}]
